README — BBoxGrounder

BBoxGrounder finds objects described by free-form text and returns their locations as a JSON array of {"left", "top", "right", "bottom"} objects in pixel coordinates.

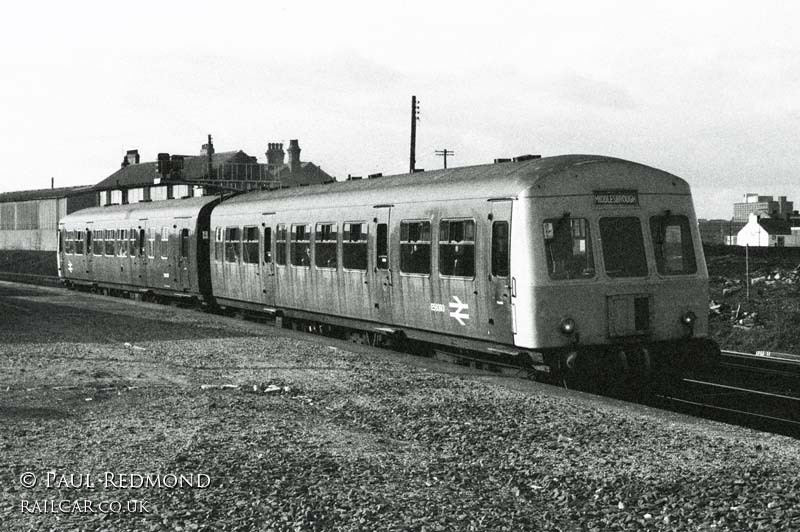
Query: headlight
[
  {"left": 681, "top": 311, "right": 697, "bottom": 326},
  {"left": 560, "top": 317, "right": 577, "bottom": 335}
]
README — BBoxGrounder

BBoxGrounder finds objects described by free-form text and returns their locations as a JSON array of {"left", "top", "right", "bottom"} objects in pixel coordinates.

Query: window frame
[
  {"left": 598, "top": 216, "right": 648, "bottom": 279},
  {"left": 224, "top": 226, "right": 241, "bottom": 263},
  {"left": 542, "top": 217, "right": 596, "bottom": 281},
  {"left": 160, "top": 227, "right": 170, "bottom": 259},
  {"left": 214, "top": 227, "right": 223, "bottom": 262},
  {"left": 290, "top": 223, "right": 312, "bottom": 268},
  {"left": 92, "top": 229, "right": 104, "bottom": 256},
  {"left": 399, "top": 219, "right": 432, "bottom": 276},
  {"left": 146, "top": 229, "right": 155, "bottom": 259},
  {"left": 314, "top": 222, "right": 338, "bottom": 269},
  {"left": 438, "top": 218, "right": 476, "bottom": 279},
  {"left": 342, "top": 222, "right": 368, "bottom": 271},
  {"left": 275, "top": 224, "right": 287, "bottom": 266},
  {"left": 649, "top": 214, "right": 697, "bottom": 276},
  {"left": 263, "top": 227, "right": 272, "bottom": 264},
  {"left": 491, "top": 221, "right": 510, "bottom": 278},
  {"left": 242, "top": 226, "right": 260, "bottom": 264}
]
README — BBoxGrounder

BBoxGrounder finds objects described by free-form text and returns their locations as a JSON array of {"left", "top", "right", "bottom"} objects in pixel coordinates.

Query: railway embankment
[{"left": 1, "top": 281, "right": 799, "bottom": 531}]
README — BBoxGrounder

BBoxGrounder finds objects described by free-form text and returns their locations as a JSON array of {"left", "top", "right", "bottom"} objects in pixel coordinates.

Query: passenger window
[
  {"left": 214, "top": 228, "right": 223, "bottom": 262},
  {"left": 400, "top": 221, "right": 431, "bottom": 275},
  {"left": 599, "top": 217, "right": 647, "bottom": 278},
  {"left": 543, "top": 217, "right": 595, "bottom": 280},
  {"left": 118, "top": 230, "right": 128, "bottom": 257},
  {"left": 315, "top": 223, "right": 338, "bottom": 269},
  {"left": 343, "top": 222, "right": 367, "bottom": 271},
  {"left": 264, "top": 227, "right": 272, "bottom": 264},
  {"left": 650, "top": 214, "right": 697, "bottom": 275},
  {"left": 104, "top": 230, "right": 115, "bottom": 256},
  {"left": 160, "top": 228, "right": 170, "bottom": 259},
  {"left": 77, "top": 231, "right": 86, "bottom": 255},
  {"left": 138, "top": 229, "right": 145, "bottom": 256},
  {"left": 439, "top": 219, "right": 475, "bottom": 277},
  {"left": 243, "top": 226, "right": 259, "bottom": 264},
  {"left": 291, "top": 224, "right": 311, "bottom": 267},
  {"left": 180, "top": 228, "right": 190, "bottom": 259},
  {"left": 276, "top": 224, "right": 287, "bottom": 265},
  {"left": 147, "top": 229, "right": 155, "bottom": 258},
  {"left": 225, "top": 227, "right": 241, "bottom": 263},
  {"left": 128, "top": 229, "right": 137, "bottom": 257},
  {"left": 376, "top": 223, "right": 388, "bottom": 270},
  {"left": 491, "top": 221, "right": 510, "bottom": 277},
  {"left": 93, "top": 230, "right": 103, "bottom": 256}
]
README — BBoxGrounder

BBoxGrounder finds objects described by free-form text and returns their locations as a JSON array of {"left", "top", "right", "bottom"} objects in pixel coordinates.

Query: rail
[{"left": 653, "top": 377, "right": 800, "bottom": 437}]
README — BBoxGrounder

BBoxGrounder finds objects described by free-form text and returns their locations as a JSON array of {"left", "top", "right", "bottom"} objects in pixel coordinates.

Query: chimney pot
[{"left": 287, "top": 139, "right": 301, "bottom": 173}]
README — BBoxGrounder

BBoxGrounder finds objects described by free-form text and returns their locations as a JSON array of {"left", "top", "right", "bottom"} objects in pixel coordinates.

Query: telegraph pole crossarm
[{"left": 435, "top": 148, "right": 454, "bottom": 169}]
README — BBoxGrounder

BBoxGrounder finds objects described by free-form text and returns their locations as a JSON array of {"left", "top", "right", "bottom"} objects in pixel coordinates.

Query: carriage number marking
[{"left": 430, "top": 296, "right": 470, "bottom": 326}]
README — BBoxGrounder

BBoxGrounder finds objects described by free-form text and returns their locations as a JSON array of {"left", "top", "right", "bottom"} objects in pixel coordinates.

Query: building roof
[
  {"left": 0, "top": 185, "right": 95, "bottom": 203},
  {"left": 93, "top": 151, "right": 261, "bottom": 191},
  {"left": 757, "top": 218, "right": 793, "bottom": 235},
  {"left": 271, "top": 161, "right": 336, "bottom": 185}
]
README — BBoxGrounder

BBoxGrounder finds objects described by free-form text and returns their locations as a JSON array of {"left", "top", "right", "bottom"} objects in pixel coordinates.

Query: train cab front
[{"left": 514, "top": 166, "right": 720, "bottom": 390}]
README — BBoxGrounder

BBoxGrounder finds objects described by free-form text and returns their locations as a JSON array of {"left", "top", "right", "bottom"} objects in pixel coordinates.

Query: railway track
[
  {"left": 4, "top": 276, "right": 800, "bottom": 437},
  {"left": 653, "top": 377, "right": 800, "bottom": 437}
]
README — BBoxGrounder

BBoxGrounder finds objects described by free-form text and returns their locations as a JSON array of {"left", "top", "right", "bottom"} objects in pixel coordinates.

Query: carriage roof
[{"left": 213, "top": 154, "right": 690, "bottom": 216}]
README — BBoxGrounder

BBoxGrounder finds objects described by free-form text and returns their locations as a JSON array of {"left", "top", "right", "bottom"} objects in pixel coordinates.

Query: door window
[{"left": 263, "top": 227, "right": 272, "bottom": 263}]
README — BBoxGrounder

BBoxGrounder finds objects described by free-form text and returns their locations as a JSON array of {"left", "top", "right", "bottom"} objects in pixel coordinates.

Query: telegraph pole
[
  {"left": 435, "top": 149, "right": 454, "bottom": 169},
  {"left": 409, "top": 96, "right": 420, "bottom": 173}
]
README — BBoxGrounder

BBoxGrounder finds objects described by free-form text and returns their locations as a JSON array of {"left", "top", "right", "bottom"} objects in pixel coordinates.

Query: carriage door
[
  {"left": 178, "top": 227, "right": 191, "bottom": 290},
  {"left": 261, "top": 215, "right": 276, "bottom": 306},
  {"left": 84, "top": 225, "right": 94, "bottom": 279},
  {"left": 370, "top": 205, "right": 394, "bottom": 324},
  {"left": 487, "top": 200, "right": 514, "bottom": 344}
]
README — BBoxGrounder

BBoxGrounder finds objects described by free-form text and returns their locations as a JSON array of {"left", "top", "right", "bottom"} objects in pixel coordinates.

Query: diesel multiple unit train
[{"left": 58, "top": 155, "right": 719, "bottom": 382}]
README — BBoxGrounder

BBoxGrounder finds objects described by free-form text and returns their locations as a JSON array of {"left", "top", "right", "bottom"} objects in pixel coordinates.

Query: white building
[{"left": 736, "top": 213, "right": 799, "bottom": 247}]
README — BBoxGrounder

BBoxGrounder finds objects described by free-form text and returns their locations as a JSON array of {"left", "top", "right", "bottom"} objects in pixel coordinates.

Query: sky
[{"left": 1, "top": 0, "right": 799, "bottom": 219}]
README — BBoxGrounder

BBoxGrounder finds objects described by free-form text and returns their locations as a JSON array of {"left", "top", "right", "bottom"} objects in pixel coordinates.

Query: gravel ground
[{"left": 1, "top": 282, "right": 799, "bottom": 531}]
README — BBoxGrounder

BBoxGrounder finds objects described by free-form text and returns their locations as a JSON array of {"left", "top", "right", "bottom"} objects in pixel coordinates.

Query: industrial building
[
  {"left": 733, "top": 193, "right": 794, "bottom": 222},
  {"left": 0, "top": 185, "right": 97, "bottom": 276}
]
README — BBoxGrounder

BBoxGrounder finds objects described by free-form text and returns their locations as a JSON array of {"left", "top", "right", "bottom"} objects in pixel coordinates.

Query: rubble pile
[{"left": 708, "top": 258, "right": 800, "bottom": 353}]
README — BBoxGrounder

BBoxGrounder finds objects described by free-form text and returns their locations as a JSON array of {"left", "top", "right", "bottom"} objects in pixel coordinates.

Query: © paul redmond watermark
[{"left": 16, "top": 470, "right": 211, "bottom": 514}]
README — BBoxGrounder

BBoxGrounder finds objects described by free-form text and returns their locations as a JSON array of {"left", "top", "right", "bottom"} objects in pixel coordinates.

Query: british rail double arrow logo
[{"left": 449, "top": 296, "right": 470, "bottom": 326}]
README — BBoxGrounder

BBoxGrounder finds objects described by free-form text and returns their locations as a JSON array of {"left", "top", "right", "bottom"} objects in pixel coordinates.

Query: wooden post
[{"left": 745, "top": 243, "right": 750, "bottom": 301}]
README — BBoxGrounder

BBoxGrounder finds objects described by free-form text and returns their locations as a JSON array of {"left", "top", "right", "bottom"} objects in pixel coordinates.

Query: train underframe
[{"left": 61, "top": 278, "right": 720, "bottom": 393}]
